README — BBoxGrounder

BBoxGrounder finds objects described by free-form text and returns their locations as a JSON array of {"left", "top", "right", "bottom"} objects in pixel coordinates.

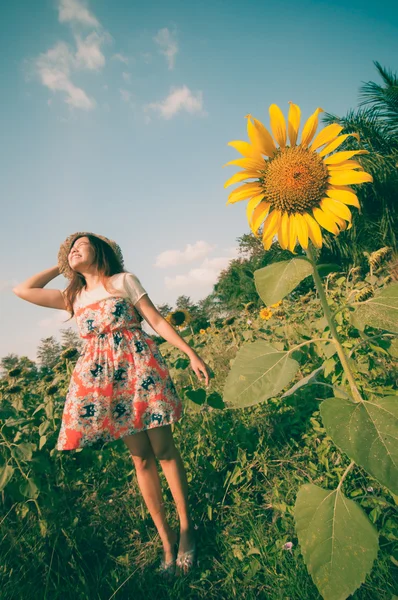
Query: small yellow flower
[
  {"left": 270, "top": 300, "right": 282, "bottom": 308},
  {"left": 224, "top": 103, "right": 373, "bottom": 252},
  {"left": 199, "top": 328, "right": 206, "bottom": 335},
  {"left": 206, "top": 326, "right": 212, "bottom": 332},
  {"left": 259, "top": 308, "right": 273, "bottom": 320}
]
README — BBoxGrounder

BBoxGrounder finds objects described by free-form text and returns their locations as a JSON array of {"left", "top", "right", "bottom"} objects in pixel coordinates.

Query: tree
[
  {"left": 60, "top": 327, "right": 83, "bottom": 352},
  {"left": 36, "top": 336, "right": 62, "bottom": 370},
  {"left": 322, "top": 61, "right": 398, "bottom": 265},
  {"left": 156, "top": 303, "right": 173, "bottom": 318}
]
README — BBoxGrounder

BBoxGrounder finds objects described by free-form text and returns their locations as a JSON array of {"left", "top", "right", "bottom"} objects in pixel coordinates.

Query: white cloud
[
  {"left": 145, "top": 85, "right": 205, "bottom": 120},
  {"left": 112, "top": 53, "right": 129, "bottom": 64},
  {"left": 155, "top": 241, "right": 216, "bottom": 268},
  {"left": 120, "top": 88, "right": 133, "bottom": 103},
  {"left": 164, "top": 248, "right": 241, "bottom": 290},
  {"left": 154, "top": 28, "right": 178, "bottom": 70},
  {"left": 58, "top": 0, "right": 99, "bottom": 27},
  {"left": 35, "top": 28, "right": 109, "bottom": 110},
  {"left": 36, "top": 41, "right": 95, "bottom": 109},
  {"left": 122, "top": 71, "right": 131, "bottom": 84},
  {"left": 75, "top": 32, "right": 107, "bottom": 70}
]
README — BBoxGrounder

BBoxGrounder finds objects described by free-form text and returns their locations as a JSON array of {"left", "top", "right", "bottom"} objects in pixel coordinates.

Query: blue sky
[{"left": 1, "top": 0, "right": 397, "bottom": 362}]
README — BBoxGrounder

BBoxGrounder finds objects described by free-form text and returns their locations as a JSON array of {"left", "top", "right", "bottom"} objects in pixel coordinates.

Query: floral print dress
[{"left": 56, "top": 273, "right": 183, "bottom": 450}]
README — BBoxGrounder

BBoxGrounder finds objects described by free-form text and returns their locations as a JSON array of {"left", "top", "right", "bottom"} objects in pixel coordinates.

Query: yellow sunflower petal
[
  {"left": 224, "top": 171, "right": 261, "bottom": 188},
  {"left": 311, "top": 123, "right": 344, "bottom": 151},
  {"left": 320, "top": 197, "right": 352, "bottom": 221},
  {"left": 228, "top": 141, "right": 261, "bottom": 159},
  {"left": 246, "top": 115, "right": 277, "bottom": 157},
  {"left": 227, "top": 183, "right": 263, "bottom": 204},
  {"left": 269, "top": 104, "right": 287, "bottom": 148},
  {"left": 313, "top": 207, "right": 340, "bottom": 234},
  {"left": 263, "top": 234, "right": 274, "bottom": 250},
  {"left": 278, "top": 212, "right": 290, "bottom": 249},
  {"left": 329, "top": 171, "right": 373, "bottom": 186},
  {"left": 294, "top": 213, "right": 309, "bottom": 249},
  {"left": 223, "top": 157, "right": 265, "bottom": 170},
  {"left": 288, "top": 215, "right": 298, "bottom": 252},
  {"left": 303, "top": 213, "right": 323, "bottom": 248},
  {"left": 319, "top": 133, "right": 360, "bottom": 157},
  {"left": 300, "top": 107, "right": 324, "bottom": 147},
  {"left": 262, "top": 210, "right": 282, "bottom": 241},
  {"left": 288, "top": 102, "right": 301, "bottom": 146},
  {"left": 251, "top": 202, "right": 271, "bottom": 235},
  {"left": 333, "top": 215, "right": 348, "bottom": 231},
  {"left": 327, "top": 160, "right": 364, "bottom": 172},
  {"left": 324, "top": 149, "right": 368, "bottom": 165},
  {"left": 326, "top": 186, "right": 360, "bottom": 208},
  {"left": 246, "top": 194, "right": 264, "bottom": 224}
]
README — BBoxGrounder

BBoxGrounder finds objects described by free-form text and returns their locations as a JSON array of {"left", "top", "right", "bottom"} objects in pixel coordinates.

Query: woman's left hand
[{"left": 189, "top": 354, "right": 212, "bottom": 387}]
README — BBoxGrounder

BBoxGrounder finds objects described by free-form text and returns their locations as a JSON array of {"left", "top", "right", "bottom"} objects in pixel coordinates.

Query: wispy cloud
[
  {"left": 36, "top": 41, "right": 95, "bottom": 109},
  {"left": 145, "top": 85, "right": 205, "bottom": 120},
  {"left": 122, "top": 71, "right": 131, "bottom": 84},
  {"left": 75, "top": 32, "right": 108, "bottom": 70},
  {"left": 112, "top": 52, "right": 129, "bottom": 65},
  {"left": 155, "top": 241, "right": 216, "bottom": 268},
  {"left": 164, "top": 248, "right": 241, "bottom": 290},
  {"left": 58, "top": 0, "right": 99, "bottom": 28},
  {"left": 153, "top": 28, "right": 178, "bottom": 70},
  {"left": 34, "top": 1, "right": 109, "bottom": 110}
]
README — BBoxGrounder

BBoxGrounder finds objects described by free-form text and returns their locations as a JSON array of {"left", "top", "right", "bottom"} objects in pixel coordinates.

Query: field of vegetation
[{"left": 1, "top": 62, "right": 397, "bottom": 599}]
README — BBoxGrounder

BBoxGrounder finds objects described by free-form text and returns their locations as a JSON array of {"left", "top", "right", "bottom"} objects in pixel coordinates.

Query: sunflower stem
[{"left": 305, "top": 244, "right": 363, "bottom": 404}]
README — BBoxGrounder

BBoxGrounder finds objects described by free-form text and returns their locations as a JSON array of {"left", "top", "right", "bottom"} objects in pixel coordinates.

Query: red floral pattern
[{"left": 56, "top": 296, "right": 183, "bottom": 450}]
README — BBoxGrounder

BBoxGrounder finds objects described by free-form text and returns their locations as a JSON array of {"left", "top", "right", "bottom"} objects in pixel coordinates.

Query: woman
[{"left": 12, "top": 231, "right": 212, "bottom": 577}]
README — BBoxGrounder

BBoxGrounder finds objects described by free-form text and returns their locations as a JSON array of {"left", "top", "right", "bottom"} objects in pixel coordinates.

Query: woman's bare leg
[
  {"left": 122, "top": 431, "right": 177, "bottom": 562},
  {"left": 146, "top": 425, "right": 195, "bottom": 554}
]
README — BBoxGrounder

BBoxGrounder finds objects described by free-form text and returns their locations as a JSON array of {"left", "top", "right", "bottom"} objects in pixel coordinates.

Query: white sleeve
[{"left": 123, "top": 272, "right": 148, "bottom": 305}]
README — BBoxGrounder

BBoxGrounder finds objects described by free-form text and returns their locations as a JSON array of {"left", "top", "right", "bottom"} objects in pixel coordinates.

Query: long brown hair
[{"left": 62, "top": 234, "right": 143, "bottom": 323}]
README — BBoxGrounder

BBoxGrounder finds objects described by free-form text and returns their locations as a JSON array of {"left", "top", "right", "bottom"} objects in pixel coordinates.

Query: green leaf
[
  {"left": 317, "top": 264, "right": 341, "bottom": 278},
  {"left": 281, "top": 366, "right": 323, "bottom": 398},
  {"left": 254, "top": 258, "right": 313, "bottom": 305},
  {"left": 223, "top": 340, "right": 300, "bottom": 408},
  {"left": 351, "top": 283, "right": 398, "bottom": 333},
  {"left": 207, "top": 392, "right": 225, "bottom": 409},
  {"left": 19, "top": 477, "right": 39, "bottom": 499},
  {"left": 174, "top": 358, "right": 190, "bottom": 370},
  {"left": 184, "top": 388, "right": 206, "bottom": 405},
  {"left": 295, "top": 483, "right": 378, "bottom": 600},
  {"left": 0, "top": 464, "right": 14, "bottom": 491},
  {"left": 320, "top": 396, "right": 398, "bottom": 494}
]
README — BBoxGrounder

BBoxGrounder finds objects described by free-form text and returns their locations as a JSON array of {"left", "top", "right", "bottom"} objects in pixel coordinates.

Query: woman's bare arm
[{"left": 12, "top": 265, "right": 68, "bottom": 311}]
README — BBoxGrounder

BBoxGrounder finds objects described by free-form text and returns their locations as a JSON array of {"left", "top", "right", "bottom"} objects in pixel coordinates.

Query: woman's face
[{"left": 68, "top": 237, "right": 95, "bottom": 272}]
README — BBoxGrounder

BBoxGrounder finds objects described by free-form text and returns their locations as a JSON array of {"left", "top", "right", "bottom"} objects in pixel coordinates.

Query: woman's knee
[
  {"left": 146, "top": 426, "right": 177, "bottom": 461},
  {"left": 122, "top": 431, "right": 155, "bottom": 469}
]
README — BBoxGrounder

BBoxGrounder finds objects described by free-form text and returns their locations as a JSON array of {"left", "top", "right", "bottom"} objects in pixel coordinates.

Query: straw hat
[{"left": 58, "top": 231, "right": 124, "bottom": 280}]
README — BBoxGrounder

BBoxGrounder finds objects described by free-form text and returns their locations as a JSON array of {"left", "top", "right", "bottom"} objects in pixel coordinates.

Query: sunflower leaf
[
  {"left": 320, "top": 395, "right": 398, "bottom": 494},
  {"left": 295, "top": 483, "right": 378, "bottom": 600},
  {"left": 223, "top": 340, "right": 300, "bottom": 408},
  {"left": 254, "top": 258, "right": 313, "bottom": 305},
  {"left": 350, "top": 283, "right": 398, "bottom": 333}
]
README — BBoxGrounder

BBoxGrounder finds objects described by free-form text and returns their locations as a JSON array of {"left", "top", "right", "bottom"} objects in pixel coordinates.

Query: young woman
[{"left": 12, "top": 231, "right": 212, "bottom": 577}]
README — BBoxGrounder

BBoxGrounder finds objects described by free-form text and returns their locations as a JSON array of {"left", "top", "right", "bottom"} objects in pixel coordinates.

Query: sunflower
[
  {"left": 167, "top": 309, "right": 191, "bottom": 328},
  {"left": 224, "top": 103, "right": 373, "bottom": 251},
  {"left": 259, "top": 307, "right": 273, "bottom": 320}
]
